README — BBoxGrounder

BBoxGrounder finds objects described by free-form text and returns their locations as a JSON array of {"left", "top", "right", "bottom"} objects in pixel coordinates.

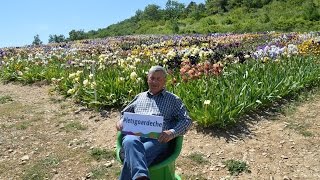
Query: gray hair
[{"left": 148, "top": 65, "right": 167, "bottom": 77}]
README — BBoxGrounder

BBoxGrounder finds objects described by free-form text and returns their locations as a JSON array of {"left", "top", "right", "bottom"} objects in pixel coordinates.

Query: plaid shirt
[{"left": 121, "top": 89, "right": 193, "bottom": 137}]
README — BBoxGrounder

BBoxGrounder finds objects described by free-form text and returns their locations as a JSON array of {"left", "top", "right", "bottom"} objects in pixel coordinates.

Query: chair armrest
[{"left": 116, "top": 131, "right": 123, "bottom": 163}]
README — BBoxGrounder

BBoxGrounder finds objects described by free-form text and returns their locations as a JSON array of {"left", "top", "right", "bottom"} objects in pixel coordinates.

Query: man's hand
[
  {"left": 158, "top": 130, "right": 174, "bottom": 143},
  {"left": 116, "top": 120, "right": 123, "bottom": 131}
]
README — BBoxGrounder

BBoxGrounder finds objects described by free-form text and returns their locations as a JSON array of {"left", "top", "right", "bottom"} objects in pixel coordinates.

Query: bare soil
[{"left": 0, "top": 83, "right": 319, "bottom": 180}]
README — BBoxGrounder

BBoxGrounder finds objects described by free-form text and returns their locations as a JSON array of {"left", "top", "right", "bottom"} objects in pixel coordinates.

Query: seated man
[{"left": 116, "top": 65, "right": 193, "bottom": 180}]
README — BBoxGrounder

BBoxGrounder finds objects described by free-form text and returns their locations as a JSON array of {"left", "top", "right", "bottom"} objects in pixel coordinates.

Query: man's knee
[{"left": 122, "top": 135, "right": 141, "bottom": 148}]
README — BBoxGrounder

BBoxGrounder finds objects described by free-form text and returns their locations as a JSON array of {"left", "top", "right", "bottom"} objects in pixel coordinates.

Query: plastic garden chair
[{"left": 116, "top": 132, "right": 183, "bottom": 180}]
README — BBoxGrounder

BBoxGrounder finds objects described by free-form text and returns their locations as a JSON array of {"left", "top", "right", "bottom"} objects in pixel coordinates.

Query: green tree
[
  {"left": 169, "top": 19, "right": 180, "bottom": 33},
  {"left": 185, "top": 1, "right": 197, "bottom": 15},
  {"left": 142, "top": 4, "right": 162, "bottom": 21},
  {"left": 133, "top": 9, "right": 143, "bottom": 22},
  {"left": 165, "top": 0, "right": 185, "bottom": 20},
  {"left": 243, "top": 0, "right": 272, "bottom": 8},
  {"left": 32, "top": 34, "right": 43, "bottom": 45},
  {"left": 303, "top": 0, "right": 320, "bottom": 21},
  {"left": 206, "top": 0, "right": 229, "bottom": 14},
  {"left": 228, "top": 0, "right": 242, "bottom": 9},
  {"left": 185, "top": 1, "right": 203, "bottom": 20},
  {"left": 48, "top": 34, "right": 66, "bottom": 43},
  {"left": 68, "top": 30, "right": 88, "bottom": 41}
]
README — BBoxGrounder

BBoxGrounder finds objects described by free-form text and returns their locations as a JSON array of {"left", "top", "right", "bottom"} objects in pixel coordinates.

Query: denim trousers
[{"left": 119, "top": 135, "right": 169, "bottom": 180}]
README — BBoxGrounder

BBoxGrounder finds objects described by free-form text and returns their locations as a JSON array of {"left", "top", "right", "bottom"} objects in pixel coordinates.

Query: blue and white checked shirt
[{"left": 121, "top": 89, "right": 193, "bottom": 137}]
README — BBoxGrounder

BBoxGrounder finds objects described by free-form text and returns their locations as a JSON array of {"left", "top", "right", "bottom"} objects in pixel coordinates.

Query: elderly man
[{"left": 116, "top": 65, "right": 193, "bottom": 180}]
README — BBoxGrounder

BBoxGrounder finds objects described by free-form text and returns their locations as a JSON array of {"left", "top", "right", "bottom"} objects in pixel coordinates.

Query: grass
[
  {"left": 22, "top": 156, "right": 60, "bottom": 180},
  {"left": 49, "top": 96, "right": 64, "bottom": 104},
  {"left": 280, "top": 86, "right": 320, "bottom": 115},
  {"left": 223, "top": 159, "right": 250, "bottom": 175},
  {"left": 61, "top": 121, "right": 87, "bottom": 132},
  {"left": 41, "top": 156, "right": 60, "bottom": 167},
  {"left": 187, "top": 152, "right": 209, "bottom": 164},
  {"left": 60, "top": 111, "right": 69, "bottom": 116},
  {"left": 0, "top": 164, "right": 6, "bottom": 174},
  {"left": 89, "top": 164, "right": 120, "bottom": 179},
  {"left": 90, "top": 165, "right": 108, "bottom": 179},
  {"left": 0, "top": 95, "right": 13, "bottom": 104},
  {"left": 60, "top": 102, "right": 70, "bottom": 109},
  {"left": 181, "top": 174, "right": 208, "bottom": 180},
  {"left": 16, "top": 121, "right": 31, "bottom": 130},
  {"left": 89, "top": 148, "right": 116, "bottom": 161},
  {"left": 278, "top": 86, "right": 320, "bottom": 137},
  {"left": 0, "top": 102, "right": 29, "bottom": 117},
  {"left": 286, "top": 122, "right": 313, "bottom": 137}
]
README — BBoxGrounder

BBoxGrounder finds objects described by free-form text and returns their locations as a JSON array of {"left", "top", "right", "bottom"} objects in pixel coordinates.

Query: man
[{"left": 116, "top": 65, "right": 193, "bottom": 180}]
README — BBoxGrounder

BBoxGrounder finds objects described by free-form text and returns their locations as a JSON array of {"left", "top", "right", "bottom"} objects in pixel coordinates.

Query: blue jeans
[{"left": 119, "top": 135, "right": 169, "bottom": 180}]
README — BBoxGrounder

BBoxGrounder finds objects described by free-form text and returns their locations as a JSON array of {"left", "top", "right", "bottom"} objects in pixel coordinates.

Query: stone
[
  {"left": 8, "top": 149, "right": 14, "bottom": 153},
  {"left": 93, "top": 117, "right": 100, "bottom": 122},
  {"left": 21, "top": 155, "right": 29, "bottom": 161},
  {"left": 283, "top": 176, "right": 291, "bottom": 180},
  {"left": 100, "top": 110, "right": 109, "bottom": 118},
  {"left": 104, "top": 161, "right": 113, "bottom": 168},
  {"left": 85, "top": 172, "right": 92, "bottom": 179},
  {"left": 74, "top": 107, "right": 87, "bottom": 114}
]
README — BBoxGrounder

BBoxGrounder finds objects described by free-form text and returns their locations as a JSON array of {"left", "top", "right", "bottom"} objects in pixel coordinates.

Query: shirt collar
[{"left": 147, "top": 88, "right": 166, "bottom": 97}]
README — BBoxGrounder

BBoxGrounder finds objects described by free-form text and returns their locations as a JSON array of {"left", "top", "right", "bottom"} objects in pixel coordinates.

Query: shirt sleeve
[{"left": 170, "top": 97, "right": 193, "bottom": 137}]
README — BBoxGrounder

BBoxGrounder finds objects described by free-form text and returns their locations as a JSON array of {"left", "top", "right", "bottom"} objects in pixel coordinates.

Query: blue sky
[{"left": 0, "top": 0, "right": 205, "bottom": 48}]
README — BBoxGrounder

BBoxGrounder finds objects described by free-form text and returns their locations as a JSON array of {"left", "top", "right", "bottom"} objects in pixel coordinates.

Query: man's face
[{"left": 147, "top": 71, "right": 166, "bottom": 95}]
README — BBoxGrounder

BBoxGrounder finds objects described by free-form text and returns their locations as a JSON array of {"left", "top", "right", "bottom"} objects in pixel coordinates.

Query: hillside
[{"left": 71, "top": 0, "right": 320, "bottom": 41}]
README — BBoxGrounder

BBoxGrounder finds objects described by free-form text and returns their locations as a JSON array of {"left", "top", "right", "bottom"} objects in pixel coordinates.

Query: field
[
  {"left": 0, "top": 32, "right": 320, "bottom": 179},
  {"left": 0, "top": 82, "right": 319, "bottom": 179}
]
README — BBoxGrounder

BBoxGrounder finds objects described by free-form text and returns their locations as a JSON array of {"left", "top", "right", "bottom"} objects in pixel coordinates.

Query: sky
[{"left": 0, "top": 0, "right": 205, "bottom": 48}]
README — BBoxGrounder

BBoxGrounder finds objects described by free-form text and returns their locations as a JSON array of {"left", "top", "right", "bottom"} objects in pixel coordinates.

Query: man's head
[{"left": 147, "top": 66, "right": 167, "bottom": 95}]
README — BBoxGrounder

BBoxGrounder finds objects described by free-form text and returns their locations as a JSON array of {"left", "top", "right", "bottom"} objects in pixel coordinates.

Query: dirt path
[{"left": 0, "top": 83, "right": 319, "bottom": 180}]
